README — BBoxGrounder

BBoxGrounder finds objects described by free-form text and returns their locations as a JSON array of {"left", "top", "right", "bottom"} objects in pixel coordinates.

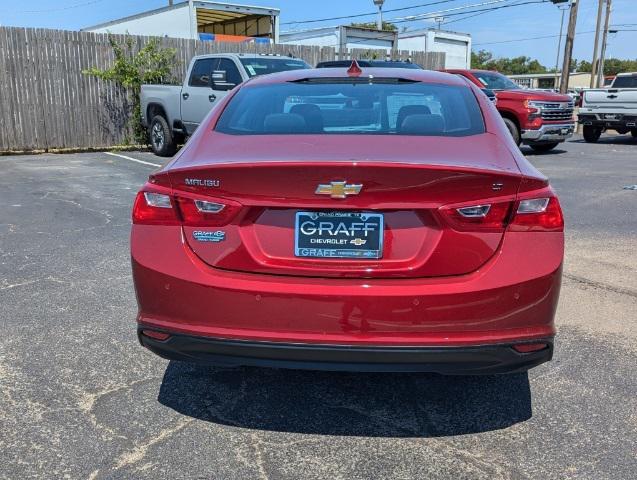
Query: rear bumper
[
  {"left": 132, "top": 225, "right": 563, "bottom": 360},
  {"left": 138, "top": 329, "right": 553, "bottom": 374},
  {"left": 578, "top": 113, "right": 637, "bottom": 129},
  {"left": 521, "top": 123, "right": 575, "bottom": 143}
]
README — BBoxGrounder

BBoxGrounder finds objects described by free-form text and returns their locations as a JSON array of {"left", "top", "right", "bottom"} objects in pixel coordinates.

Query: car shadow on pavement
[
  {"left": 157, "top": 361, "right": 532, "bottom": 437},
  {"left": 521, "top": 146, "right": 569, "bottom": 156}
]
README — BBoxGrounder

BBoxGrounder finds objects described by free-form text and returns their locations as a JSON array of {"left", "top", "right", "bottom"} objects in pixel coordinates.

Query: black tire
[
  {"left": 149, "top": 115, "right": 177, "bottom": 157},
  {"left": 583, "top": 125, "right": 602, "bottom": 143},
  {"left": 502, "top": 117, "right": 521, "bottom": 146},
  {"left": 631, "top": 129, "right": 637, "bottom": 138},
  {"left": 529, "top": 142, "right": 560, "bottom": 153}
]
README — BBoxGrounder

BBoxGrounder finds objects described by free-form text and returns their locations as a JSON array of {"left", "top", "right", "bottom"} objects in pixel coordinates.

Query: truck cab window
[
  {"left": 215, "top": 59, "right": 243, "bottom": 88},
  {"left": 189, "top": 59, "right": 217, "bottom": 87}
]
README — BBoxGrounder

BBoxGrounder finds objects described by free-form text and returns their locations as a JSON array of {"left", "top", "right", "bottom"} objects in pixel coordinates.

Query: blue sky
[{"left": 1, "top": 0, "right": 635, "bottom": 66}]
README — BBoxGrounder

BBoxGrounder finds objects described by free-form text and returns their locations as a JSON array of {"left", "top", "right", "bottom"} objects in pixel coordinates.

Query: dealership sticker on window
[{"left": 193, "top": 231, "right": 226, "bottom": 242}]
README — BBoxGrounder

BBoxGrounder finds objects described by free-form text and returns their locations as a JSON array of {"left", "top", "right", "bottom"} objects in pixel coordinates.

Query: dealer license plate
[{"left": 294, "top": 211, "right": 384, "bottom": 259}]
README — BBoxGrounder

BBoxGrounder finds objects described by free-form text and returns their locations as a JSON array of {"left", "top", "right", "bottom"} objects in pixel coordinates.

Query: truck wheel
[
  {"left": 149, "top": 115, "right": 177, "bottom": 157},
  {"left": 530, "top": 142, "right": 559, "bottom": 153},
  {"left": 583, "top": 125, "right": 602, "bottom": 143},
  {"left": 502, "top": 118, "right": 521, "bottom": 146}
]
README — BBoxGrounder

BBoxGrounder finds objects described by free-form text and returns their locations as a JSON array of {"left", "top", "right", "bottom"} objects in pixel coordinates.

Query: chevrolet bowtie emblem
[{"left": 315, "top": 181, "right": 363, "bottom": 199}]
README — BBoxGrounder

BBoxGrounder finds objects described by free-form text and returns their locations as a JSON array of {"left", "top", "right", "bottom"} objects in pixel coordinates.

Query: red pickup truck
[{"left": 445, "top": 69, "right": 575, "bottom": 152}]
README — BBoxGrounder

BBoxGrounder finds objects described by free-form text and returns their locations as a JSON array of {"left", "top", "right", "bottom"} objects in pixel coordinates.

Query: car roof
[{"left": 241, "top": 67, "right": 468, "bottom": 87}]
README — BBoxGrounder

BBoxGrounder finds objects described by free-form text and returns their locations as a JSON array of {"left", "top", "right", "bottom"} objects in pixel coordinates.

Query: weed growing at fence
[{"left": 83, "top": 36, "right": 177, "bottom": 144}]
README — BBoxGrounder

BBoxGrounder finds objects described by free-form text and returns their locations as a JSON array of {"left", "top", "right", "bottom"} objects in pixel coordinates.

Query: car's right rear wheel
[
  {"left": 631, "top": 129, "right": 637, "bottom": 138},
  {"left": 149, "top": 115, "right": 177, "bottom": 157},
  {"left": 583, "top": 125, "right": 602, "bottom": 143}
]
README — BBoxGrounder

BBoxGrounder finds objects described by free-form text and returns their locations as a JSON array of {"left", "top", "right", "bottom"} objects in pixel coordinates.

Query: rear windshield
[
  {"left": 239, "top": 58, "right": 309, "bottom": 78},
  {"left": 611, "top": 76, "right": 637, "bottom": 88},
  {"left": 474, "top": 71, "right": 520, "bottom": 90},
  {"left": 215, "top": 80, "right": 485, "bottom": 136}
]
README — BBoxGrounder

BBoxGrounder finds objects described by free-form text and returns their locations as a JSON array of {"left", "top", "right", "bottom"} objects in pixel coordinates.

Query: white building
[
  {"left": 279, "top": 26, "right": 471, "bottom": 69},
  {"left": 397, "top": 29, "right": 471, "bottom": 70},
  {"left": 83, "top": 1, "right": 280, "bottom": 43}
]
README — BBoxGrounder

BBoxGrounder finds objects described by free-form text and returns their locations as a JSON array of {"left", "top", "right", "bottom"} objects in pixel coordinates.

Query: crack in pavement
[{"left": 564, "top": 273, "right": 637, "bottom": 299}]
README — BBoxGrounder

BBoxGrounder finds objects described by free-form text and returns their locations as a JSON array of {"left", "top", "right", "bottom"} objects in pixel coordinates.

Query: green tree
[
  {"left": 83, "top": 36, "right": 177, "bottom": 144},
  {"left": 350, "top": 21, "right": 398, "bottom": 31},
  {"left": 471, "top": 50, "right": 547, "bottom": 75},
  {"left": 602, "top": 58, "right": 637, "bottom": 76},
  {"left": 471, "top": 50, "right": 494, "bottom": 70}
]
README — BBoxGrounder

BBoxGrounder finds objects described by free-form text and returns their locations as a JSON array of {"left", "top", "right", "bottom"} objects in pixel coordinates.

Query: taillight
[
  {"left": 440, "top": 201, "right": 513, "bottom": 232},
  {"left": 175, "top": 195, "right": 242, "bottom": 227},
  {"left": 510, "top": 196, "right": 564, "bottom": 232},
  {"left": 440, "top": 191, "right": 563, "bottom": 233},
  {"left": 132, "top": 191, "right": 180, "bottom": 225},
  {"left": 132, "top": 187, "right": 242, "bottom": 227}
]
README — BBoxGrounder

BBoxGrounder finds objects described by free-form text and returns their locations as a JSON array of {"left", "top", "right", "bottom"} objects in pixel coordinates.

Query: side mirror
[{"left": 211, "top": 70, "right": 235, "bottom": 91}]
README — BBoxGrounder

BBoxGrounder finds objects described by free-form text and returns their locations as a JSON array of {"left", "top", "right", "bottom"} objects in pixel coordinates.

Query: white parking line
[{"left": 105, "top": 151, "right": 161, "bottom": 168}]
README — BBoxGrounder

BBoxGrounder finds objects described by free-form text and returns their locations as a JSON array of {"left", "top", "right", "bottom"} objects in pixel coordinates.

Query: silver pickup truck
[
  {"left": 141, "top": 53, "right": 309, "bottom": 156},
  {"left": 578, "top": 72, "right": 637, "bottom": 143}
]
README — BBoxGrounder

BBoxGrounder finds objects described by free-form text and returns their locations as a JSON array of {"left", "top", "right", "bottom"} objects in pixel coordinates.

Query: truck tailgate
[{"left": 583, "top": 89, "right": 637, "bottom": 108}]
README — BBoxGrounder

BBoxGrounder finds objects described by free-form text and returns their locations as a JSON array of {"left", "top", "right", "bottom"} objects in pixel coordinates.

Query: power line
[
  {"left": 474, "top": 30, "right": 598, "bottom": 46},
  {"left": 1, "top": 0, "right": 107, "bottom": 14},
  {"left": 281, "top": 0, "right": 466, "bottom": 26},
  {"left": 292, "top": 0, "right": 550, "bottom": 52},
  {"left": 440, "top": 0, "right": 537, "bottom": 26},
  {"left": 385, "top": 0, "right": 549, "bottom": 26}
]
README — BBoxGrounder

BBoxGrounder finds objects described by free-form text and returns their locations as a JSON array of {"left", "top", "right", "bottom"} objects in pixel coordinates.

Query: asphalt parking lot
[{"left": 1, "top": 135, "right": 636, "bottom": 479}]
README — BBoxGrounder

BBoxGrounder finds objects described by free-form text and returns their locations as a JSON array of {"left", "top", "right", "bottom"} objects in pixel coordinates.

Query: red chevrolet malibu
[{"left": 131, "top": 65, "right": 564, "bottom": 374}]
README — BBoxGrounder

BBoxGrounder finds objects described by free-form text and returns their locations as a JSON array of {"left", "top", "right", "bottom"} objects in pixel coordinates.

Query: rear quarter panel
[{"left": 140, "top": 84, "right": 183, "bottom": 127}]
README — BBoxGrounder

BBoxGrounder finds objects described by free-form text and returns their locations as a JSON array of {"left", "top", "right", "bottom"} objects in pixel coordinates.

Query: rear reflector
[
  {"left": 513, "top": 343, "right": 548, "bottom": 353},
  {"left": 141, "top": 330, "right": 170, "bottom": 341}
]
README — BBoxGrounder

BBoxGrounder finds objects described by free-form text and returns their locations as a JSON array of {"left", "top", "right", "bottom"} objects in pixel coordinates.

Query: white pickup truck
[
  {"left": 578, "top": 72, "right": 637, "bottom": 143},
  {"left": 141, "top": 53, "right": 309, "bottom": 156}
]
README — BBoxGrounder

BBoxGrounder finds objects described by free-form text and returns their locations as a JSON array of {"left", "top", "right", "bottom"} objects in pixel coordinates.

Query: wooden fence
[{"left": 0, "top": 27, "right": 446, "bottom": 152}]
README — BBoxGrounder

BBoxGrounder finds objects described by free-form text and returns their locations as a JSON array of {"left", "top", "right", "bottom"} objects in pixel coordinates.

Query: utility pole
[
  {"left": 554, "top": 6, "right": 567, "bottom": 90},
  {"left": 597, "top": 0, "right": 613, "bottom": 88},
  {"left": 590, "top": 0, "right": 605, "bottom": 87},
  {"left": 560, "top": 0, "right": 579, "bottom": 94},
  {"left": 373, "top": 0, "right": 385, "bottom": 30}
]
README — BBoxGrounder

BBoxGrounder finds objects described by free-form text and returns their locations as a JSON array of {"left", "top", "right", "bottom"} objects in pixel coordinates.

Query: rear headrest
[
  {"left": 399, "top": 114, "right": 445, "bottom": 135},
  {"left": 263, "top": 113, "right": 307, "bottom": 133},
  {"left": 289, "top": 104, "right": 324, "bottom": 132},
  {"left": 396, "top": 105, "right": 432, "bottom": 130}
]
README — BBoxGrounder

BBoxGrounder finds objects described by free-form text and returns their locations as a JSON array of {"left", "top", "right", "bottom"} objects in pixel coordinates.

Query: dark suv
[{"left": 316, "top": 60, "right": 423, "bottom": 69}]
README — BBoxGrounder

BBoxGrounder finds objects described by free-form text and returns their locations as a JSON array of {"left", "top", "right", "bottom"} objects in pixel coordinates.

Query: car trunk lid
[{"left": 165, "top": 134, "right": 525, "bottom": 278}]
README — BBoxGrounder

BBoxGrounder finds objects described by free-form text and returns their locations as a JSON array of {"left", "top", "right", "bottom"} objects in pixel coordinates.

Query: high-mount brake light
[
  {"left": 347, "top": 59, "right": 362, "bottom": 77},
  {"left": 132, "top": 191, "right": 180, "bottom": 225}
]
